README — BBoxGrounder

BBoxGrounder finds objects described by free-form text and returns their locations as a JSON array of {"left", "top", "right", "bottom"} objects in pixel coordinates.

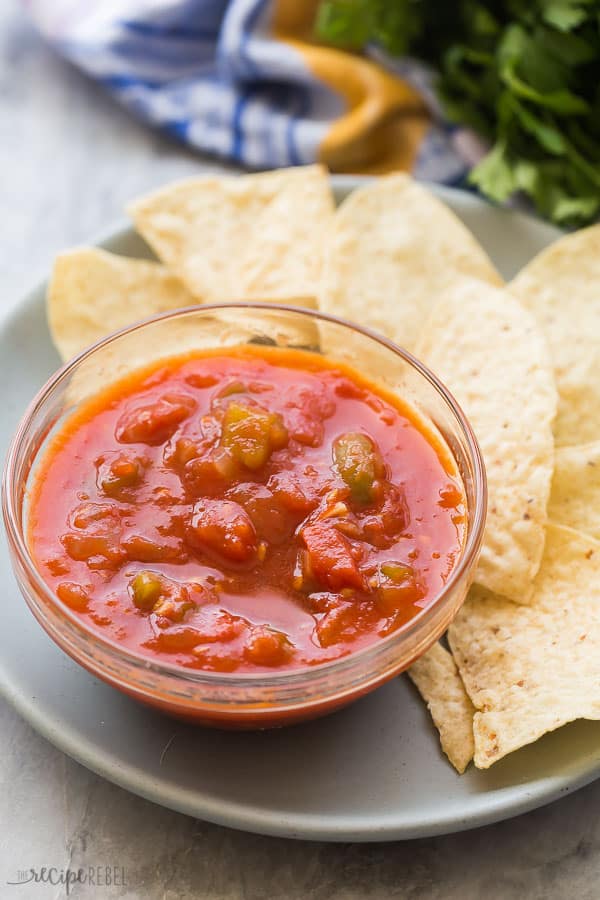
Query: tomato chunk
[
  {"left": 361, "top": 483, "right": 409, "bottom": 547},
  {"left": 61, "top": 533, "right": 125, "bottom": 569},
  {"left": 315, "top": 600, "right": 357, "bottom": 648},
  {"left": 62, "top": 502, "right": 125, "bottom": 570},
  {"left": 56, "top": 581, "right": 90, "bottom": 611},
  {"left": 243, "top": 626, "right": 293, "bottom": 667},
  {"left": 375, "top": 560, "right": 425, "bottom": 614},
  {"left": 96, "top": 452, "right": 145, "bottom": 498},
  {"left": 439, "top": 483, "right": 464, "bottom": 509},
  {"left": 268, "top": 471, "right": 320, "bottom": 516},
  {"left": 164, "top": 437, "right": 204, "bottom": 469},
  {"left": 227, "top": 483, "right": 292, "bottom": 544},
  {"left": 181, "top": 449, "right": 238, "bottom": 498},
  {"left": 301, "top": 521, "right": 365, "bottom": 592},
  {"left": 187, "top": 498, "right": 257, "bottom": 562},
  {"left": 69, "top": 501, "right": 123, "bottom": 532},
  {"left": 283, "top": 387, "right": 335, "bottom": 447},
  {"left": 145, "top": 625, "right": 206, "bottom": 653},
  {"left": 116, "top": 393, "right": 196, "bottom": 445},
  {"left": 121, "top": 534, "right": 186, "bottom": 564},
  {"left": 192, "top": 610, "right": 245, "bottom": 644}
]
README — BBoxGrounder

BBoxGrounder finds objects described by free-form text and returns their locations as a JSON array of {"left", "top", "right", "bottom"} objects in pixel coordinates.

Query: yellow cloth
[{"left": 273, "top": 0, "right": 430, "bottom": 173}]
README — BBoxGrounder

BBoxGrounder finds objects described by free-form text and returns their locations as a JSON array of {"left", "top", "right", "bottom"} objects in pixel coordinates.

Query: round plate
[{"left": 2, "top": 177, "right": 599, "bottom": 842}]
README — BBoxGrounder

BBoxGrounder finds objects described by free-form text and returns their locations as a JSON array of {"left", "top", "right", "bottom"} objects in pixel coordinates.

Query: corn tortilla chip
[
  {"left": 48, "top": 248, "right": 194, "bottom": 362},
  {"left": 449, "top": 523, "right": 600, "bottom": 768},
  {"left": 408, "top": 642, "right": 475, "bottom": 773},
  {"left": 128, "top": 165, "right": 334, "bottom": 303},
  {"left": 549, "top": 441, "right": 600, "bottom": 541},
  {"left": 64, "top": 301, "right": 321, "bottom": 407},
  {"left": 320, "top": 174, "right": 502, "bottom": 350},
  {"left": 510, "top": 226, "right": 600, "bottom": 446},
  {"left": 415, "top": 279, "right": 557, "bottom": 604}
]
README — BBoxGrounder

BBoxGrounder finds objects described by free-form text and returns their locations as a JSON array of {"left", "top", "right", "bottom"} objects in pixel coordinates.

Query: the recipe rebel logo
[{"left": 6, "top": 866, "right": 127, "bottom": 894}]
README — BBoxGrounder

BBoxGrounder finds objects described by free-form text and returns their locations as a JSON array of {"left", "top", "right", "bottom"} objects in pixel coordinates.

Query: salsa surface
[{"left": 28, "top": 347, "right": 466, "bottom": 673}]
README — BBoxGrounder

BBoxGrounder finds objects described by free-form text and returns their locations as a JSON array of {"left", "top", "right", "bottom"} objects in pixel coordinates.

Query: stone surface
[{"left": 1, "top": 3, "right": 600, "bottom": 897}]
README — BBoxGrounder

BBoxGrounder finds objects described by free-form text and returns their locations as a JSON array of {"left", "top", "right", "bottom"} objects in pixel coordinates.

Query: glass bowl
[{"left": 2, "top": 303, "right": 486, "bottom": 728}]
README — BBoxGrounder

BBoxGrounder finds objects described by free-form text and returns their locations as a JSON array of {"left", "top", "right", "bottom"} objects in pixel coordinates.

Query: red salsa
[{"left": 28, "top": 347, "right": 466, "bottom": 673}]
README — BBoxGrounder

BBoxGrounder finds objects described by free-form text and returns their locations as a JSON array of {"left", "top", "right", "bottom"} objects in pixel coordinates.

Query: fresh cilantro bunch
[
  {"left": 315, "top": 0, "right": 425, "bottom": 56},
  {"left": 316, "top": 0, "right": 600, "bottom": 226}
]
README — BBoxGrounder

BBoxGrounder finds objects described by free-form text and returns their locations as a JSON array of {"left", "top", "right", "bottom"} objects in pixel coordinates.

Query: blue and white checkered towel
[{"left": 25, "top": 0, "right": 477, "bottom": 182}]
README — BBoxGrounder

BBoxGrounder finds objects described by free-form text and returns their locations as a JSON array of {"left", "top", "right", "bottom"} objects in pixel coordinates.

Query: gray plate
[{"left": 2, "top": 177, "right": 599, "bottom": 842}]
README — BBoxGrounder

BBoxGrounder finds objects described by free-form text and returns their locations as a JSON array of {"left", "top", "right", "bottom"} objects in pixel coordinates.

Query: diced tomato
[
  {"left": 145, "top": 625, "right": 206, "bottom": 653},
  {"left": 268, "top": 471, "right": 320, "bottom": 516},
  {"left": 116, "top": 393, "right": 196, "bottom": 445},
  {"left": 163, "top": 437, "right": 204, "bottom": 469},
  {"left": 315, "top": 601, "right": 358, "bottom": 648},
  {"left": 301, "top": 521, "right": 365, "bottom": 592},
  {"left": 61, "top": 503, "right": 126, "bottom": 570},
  {"left": 121, "top": 534, "right": 187, "bottom": 564},
  {"left": 96, "top": 451, "right": 145, "bottom": 498},
  {"left": 376, "top": 580, "right": 424, "bottom": 615},
  {"left": 189, "top": 646, "right": 239, "bottom": 672},
  {"left": 283, "top": 387, "right": 335, "bottom": 447},
  {"left": 227, "top": 483, "right": 292, "bottom": 544},
  {"left": 56, "top": 581, "right": 90, "bottom": 611},
  {"left": 187, "top": 498, "right": 257, "bottom": 562},
  {"left": 181, "top": 449, "right": 238, "bottom": 498},
  {"left": 361, "top": 483, "right": 409, "bottom": 547},
  {"left": 439, "top": 484, "right": 464, "bottom": 509},
  {"left": 60, "top": 532, "right": 125, "bottom": 569},
  {"left": 185, "top": 372, "right": 218, "bottom": 388},
  {"left": 191, "top": 610, "right": 245, "bottom": 644},
  {"left": 243, "top": 626, "right": 293, "bottom": 666},
  {"left": 69, "top": 501, "right": 123, "bottom": 532}
]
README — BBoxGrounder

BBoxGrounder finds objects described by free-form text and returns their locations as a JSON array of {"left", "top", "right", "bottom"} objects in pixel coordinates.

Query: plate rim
[
  {"left": 2, "top": 664, "right": 599, "bottom": 842},
  {"left": 3, "top": 176, "right": 596, "bottom": 843}
]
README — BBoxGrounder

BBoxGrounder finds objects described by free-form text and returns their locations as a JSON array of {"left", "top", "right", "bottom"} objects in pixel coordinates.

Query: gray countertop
[{"left": 1, "top": 4, "right": 599, "bottom": 897}]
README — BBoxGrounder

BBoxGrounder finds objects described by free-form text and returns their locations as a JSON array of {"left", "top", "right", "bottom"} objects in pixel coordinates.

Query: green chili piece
[
  {"left": 221, "top": 401, "right": 288, "bottom": 470},
  {"left": 333, "top": 432, "right": 384, "bottom": 505},
  {"left": 130, "top": 570, "right": 163, "bottom": 611}
]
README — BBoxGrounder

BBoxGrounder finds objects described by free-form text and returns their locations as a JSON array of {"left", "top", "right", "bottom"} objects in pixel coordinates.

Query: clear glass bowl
[{"left": 2, "top": 303, "right": 486, "bottom": 728}]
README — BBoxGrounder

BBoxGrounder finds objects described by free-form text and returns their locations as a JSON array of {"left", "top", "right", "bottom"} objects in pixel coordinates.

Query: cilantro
[
  {"left": 315, "top": 1, "right": 422, "bottom": 55},
  {"left": 316, "top": 0, "right": 600, "bottom": 226}
]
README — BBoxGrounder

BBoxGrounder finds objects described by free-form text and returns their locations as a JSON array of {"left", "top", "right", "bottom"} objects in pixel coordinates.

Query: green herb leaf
[
  {"left": 469, "top": 141, "right": 517, "bottom": 202},
  {"left": 315, "top": 0, "right": 600, "bottom": 225},
  {"left": 540, "top": 0, "right": 590, "bottom": 33}
]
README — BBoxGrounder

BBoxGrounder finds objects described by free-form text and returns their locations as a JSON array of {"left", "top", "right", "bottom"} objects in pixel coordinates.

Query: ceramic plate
[{"left": 2, "top": 177, "right": 599, "bottom": 841}]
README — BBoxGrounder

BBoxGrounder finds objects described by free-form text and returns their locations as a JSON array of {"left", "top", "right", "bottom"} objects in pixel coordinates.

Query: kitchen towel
[{"left": 26, "top": 0, "right": 481, "bottom": 181}]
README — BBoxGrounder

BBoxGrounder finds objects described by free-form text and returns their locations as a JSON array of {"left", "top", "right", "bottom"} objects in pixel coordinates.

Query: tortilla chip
[
  {"left": 408, "top": 642, "right": 475, "bottom": 773},
  {"left": 48, "top": 248, "right": 194, "bottom": 362},
  {"left": 415, "top": 279, "right": 557, "bottom": 603},
  {"left": 549, "top": 441, "right": 600, "bottom": 541},
  {"left": 320, "top": 174, "right": 502, "bottom": 350},
  {"left": 509, "top": 226, "right": 600, "bottom": 446},
  {"left": 64, "top": 302, "right": 322, "bottom": 406},
  {"left": 128, "top": 165, "right": 334, "bottom": 303},
  {"left": 449, "top": 523, "right": 600, "bottom": 768}
]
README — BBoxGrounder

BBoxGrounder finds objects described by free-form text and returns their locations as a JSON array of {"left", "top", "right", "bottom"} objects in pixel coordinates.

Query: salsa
[{"left": 28, "top": 347, "right": 466, "bottom": 674}]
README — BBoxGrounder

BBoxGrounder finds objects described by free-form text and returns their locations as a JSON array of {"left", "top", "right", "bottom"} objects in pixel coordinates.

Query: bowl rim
[{"left": 2, "top": 300, "right": 487, "bottom": 691}]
